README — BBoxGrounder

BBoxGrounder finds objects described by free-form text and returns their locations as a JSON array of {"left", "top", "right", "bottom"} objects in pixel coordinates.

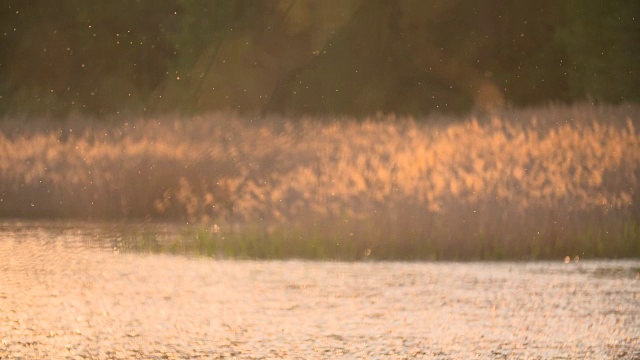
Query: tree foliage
[{"left": 1, "top": 0, "right": 638, "bottom": 118}]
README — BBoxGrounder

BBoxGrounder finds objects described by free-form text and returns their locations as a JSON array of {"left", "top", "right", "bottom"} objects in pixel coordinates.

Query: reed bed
[{"left": 1, "top": 104, "right": 639, "bottom": 260}]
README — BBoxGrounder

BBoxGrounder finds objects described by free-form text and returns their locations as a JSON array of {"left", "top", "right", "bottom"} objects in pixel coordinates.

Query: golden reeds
[{"left": 1, "top": 104, "right": 639, "bottom": 259}]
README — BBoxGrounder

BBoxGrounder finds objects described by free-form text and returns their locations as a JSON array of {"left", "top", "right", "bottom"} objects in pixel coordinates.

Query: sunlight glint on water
[{"left": 1, "top": 222, "right": 639, "bottom": 358}]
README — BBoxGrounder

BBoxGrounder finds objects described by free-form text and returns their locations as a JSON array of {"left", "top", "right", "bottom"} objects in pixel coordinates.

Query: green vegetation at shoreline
[{"left": 116, "top": 214, "right": 640, "bottom": 261}]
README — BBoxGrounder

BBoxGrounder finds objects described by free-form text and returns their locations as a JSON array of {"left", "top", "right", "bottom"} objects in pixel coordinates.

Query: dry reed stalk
[{"left": 1, "top": 104, "right": 639, "bottom": 259}]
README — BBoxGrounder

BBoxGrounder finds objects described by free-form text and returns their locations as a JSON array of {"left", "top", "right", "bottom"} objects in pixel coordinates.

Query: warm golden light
[{"left": 1, "top": 104, "right": 638, "bottom": 259}]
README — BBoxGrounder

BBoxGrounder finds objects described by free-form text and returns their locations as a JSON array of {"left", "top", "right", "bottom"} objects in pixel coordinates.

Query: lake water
[{"left": 1, "top": 221, "right": 639, "bottom": 359}]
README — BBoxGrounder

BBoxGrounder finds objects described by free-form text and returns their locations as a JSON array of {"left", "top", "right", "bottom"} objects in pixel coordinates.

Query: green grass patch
[{"left": 116, "top": 214, "right": 640, "bottom": 261}]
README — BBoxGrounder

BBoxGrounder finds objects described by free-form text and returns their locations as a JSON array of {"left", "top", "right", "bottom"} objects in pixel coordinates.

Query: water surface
[{"left": 1, "top": 222, "right": 639, "bottom": 359}]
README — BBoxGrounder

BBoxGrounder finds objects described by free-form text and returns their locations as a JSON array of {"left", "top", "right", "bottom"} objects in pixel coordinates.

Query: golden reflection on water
[{"left": 0, "top": 223, "right": 639, "bottom": 358}]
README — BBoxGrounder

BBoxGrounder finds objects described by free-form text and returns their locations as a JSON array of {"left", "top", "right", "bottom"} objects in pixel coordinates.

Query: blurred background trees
[{"left": 1, "top": 0, "right": 638, "bottom": 118}]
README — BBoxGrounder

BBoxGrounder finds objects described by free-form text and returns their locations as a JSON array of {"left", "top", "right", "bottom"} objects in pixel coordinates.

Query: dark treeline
[{"left": 1, "top": 0, "right": 639, "bottom": 118}]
